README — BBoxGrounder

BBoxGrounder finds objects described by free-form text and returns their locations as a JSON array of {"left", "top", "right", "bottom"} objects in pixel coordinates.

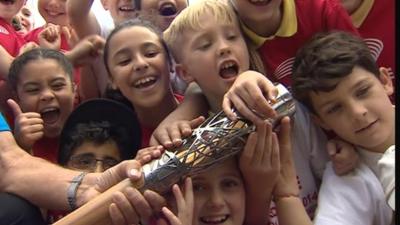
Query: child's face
[
  {"left": 16, "top": 5, "right": 33, "bottom": 33},
  {"left": 340, "top": 0, "right": 362, "bottom": 14},
  {"left": 16, "top": 58, "right": 75, "bottom": 138},
  {"left": 230, "top": 0, "right": 282, "bottom": 32},
  {"left": 141, "top": 0, "right": 188, "bottom": 31},
  {"left": 178, "top": 12, "right": 249, "bottom": 108},
  {"left": 102, "top": 0, "right": 138, "bottom": 25},
  {"left": 38, "top": 0, "right": 68, "bottom": 26},
  {"left": 190, "top": 157, "right": 245, "bottom": 225},
  {"left": 67, "top": 140, "right": 121, "bottom": 173},
  {"left": 107, "top": 26, "right": 171, "bottom": 109},
  {"left": 0, "top": 0, "right": 25, "bottom": 23},
  {"left": 311, "top": 66, "right": 394, "bottom": 152}
]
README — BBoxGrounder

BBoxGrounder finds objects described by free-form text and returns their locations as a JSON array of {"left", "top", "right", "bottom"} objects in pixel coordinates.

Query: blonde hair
[{"left": 164, "top": 0, "right": 238, "bottom": 62}]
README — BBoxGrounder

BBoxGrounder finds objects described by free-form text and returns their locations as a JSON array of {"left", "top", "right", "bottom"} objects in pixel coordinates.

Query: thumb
[
  {"left": 189, "top": 116, "right": 205, "bottom": 129},
  {"left": 7, "top": 99, "right": 23, "bottom": 117}
]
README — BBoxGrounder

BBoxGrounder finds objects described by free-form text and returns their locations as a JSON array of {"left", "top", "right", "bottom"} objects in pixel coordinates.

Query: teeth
[
  {"left": 200, "top": 215, "right": 229, "bottom": 224},
  {"left": 41, "top": 107, "right": 57, "bottom": 113},
  {"left": 120, "top": 5, "right": 135, "bottom": 11},
  {"left": 134, "top": 76, "right": 156, "bottom": 86},
  {"left": 221, "top": 61, "right": 235, "bottom": 69}
]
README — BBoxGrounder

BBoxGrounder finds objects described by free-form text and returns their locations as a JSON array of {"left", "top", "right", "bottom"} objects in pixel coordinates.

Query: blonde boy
[{"left": 292, "top": 31, "right": 394, "bottom": 224}]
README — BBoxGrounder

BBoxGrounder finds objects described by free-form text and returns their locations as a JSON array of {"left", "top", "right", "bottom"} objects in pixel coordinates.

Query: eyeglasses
[{"left": 68, "top": 154, "right": 120, "bottom": 171}]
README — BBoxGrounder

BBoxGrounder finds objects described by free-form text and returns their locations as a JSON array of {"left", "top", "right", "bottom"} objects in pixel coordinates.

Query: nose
[
  {"left": 349, "top": 101, "right": 368, "bottom": 119},
  {"left": 206, "top": 188, "right": 225, "bottom": 210},
  {"left": 217, "top": 38, "right": 231, "bottom": 57},
  {"left": 39, "top": 88, "right": 55, "bottom": 102},
  {"left": 94, "top": 161, "right": 105, "bottom": 173},
  {"left": 133, "top": 54, "right": 149, "bottom": 72}
]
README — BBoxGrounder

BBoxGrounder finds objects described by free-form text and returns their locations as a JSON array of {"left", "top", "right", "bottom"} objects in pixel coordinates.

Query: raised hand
[
  {"left": 150, "top": 116, "right": 205, "bottom": 149},
  {"left": 161, "top": 177, "right": 194, "bottom": 225},
  {"left": 66, "top": 34, "right": 105, "bottom": 66},
  {"left": 7, "top": 99, "right": 44, "bottom": 151},
  {"left": 134, "top": 145, "right": 165, "bottom": 165},
  {"left": 327, "top": 138, "right": 359, "bottom": 175},
  {"left": 222, "top": 70, "right": 278, "bottom": 124},
  {"left": 38, "top": 23, "right": 61, "bottom": 50}
]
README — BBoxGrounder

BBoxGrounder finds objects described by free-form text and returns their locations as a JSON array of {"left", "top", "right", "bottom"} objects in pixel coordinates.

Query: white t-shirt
[
  {"left": 358, "top": 146, "right": 395, "bottom": 211},
  {"left": 314, "top": 162, "right": 393, "bottom": 225},
  {"left": 268, "top": 102, "right": 330, "bottom": 225}
]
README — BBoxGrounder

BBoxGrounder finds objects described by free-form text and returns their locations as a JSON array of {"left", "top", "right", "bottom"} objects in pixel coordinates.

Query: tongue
[
  {"left": 220, "top": 67, "right": 237, "bottom": 79},
  {"left": 41, "top": 110, "right": 59, "bottom": 124}
]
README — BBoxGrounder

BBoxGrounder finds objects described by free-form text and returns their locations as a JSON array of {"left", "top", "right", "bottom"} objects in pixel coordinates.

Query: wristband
[
  {"left": 67, "top": 172, "right": 87, "bottom": 210},
  {"left": 273, "top": 193, "right": 299, "bottom": 203}
]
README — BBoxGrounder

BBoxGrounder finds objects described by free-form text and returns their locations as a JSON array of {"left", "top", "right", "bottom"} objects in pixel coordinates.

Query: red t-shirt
[
  {"left": 140, "top": 94, "right": 185, "bottom": 148},
  {"left": 32, "top": 137, "right": 59, "bottom": 163},
  {"left": 252, "top": 0, "right": 359, "bottom": 89}
]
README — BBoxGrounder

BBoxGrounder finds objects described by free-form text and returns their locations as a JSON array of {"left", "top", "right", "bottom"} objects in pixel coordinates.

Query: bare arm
[
  {"left": 150, "top": 82, "right": 209, "bottom": 147},
  {"left": 66, "top": 0, "right": 101, "bottom": 39}
]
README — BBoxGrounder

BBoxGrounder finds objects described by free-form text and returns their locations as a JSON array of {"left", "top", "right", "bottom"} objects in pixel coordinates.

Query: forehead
[
  {"left": 18, "top": 59, "right": 68, "bottom": 82},
  {"left": 110, "top": 26, "right": 160, "bottom": 47},
  {"left": 192, "top": 157, "right": 240, "bottom": 181},
  {"left": 72, "top": 140, "right": 121, "bottom": 158}
]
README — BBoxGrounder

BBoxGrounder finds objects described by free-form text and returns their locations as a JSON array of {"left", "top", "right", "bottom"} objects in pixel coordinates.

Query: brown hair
[{"left": 291, "top": 31, "right": 379, "bottom": 114}]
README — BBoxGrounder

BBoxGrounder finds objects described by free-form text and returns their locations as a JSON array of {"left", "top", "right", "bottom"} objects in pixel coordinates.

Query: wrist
[
  {"left": 273, "top": 193, "right": 299, "bottom": 203},
  {"left": 73, "top": 173, "right": 99, "bottom": 208}
]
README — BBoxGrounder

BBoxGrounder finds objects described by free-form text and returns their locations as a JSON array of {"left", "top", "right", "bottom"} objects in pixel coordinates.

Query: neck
[
  {"left": 244, "top": 5, "right": 283, "bottom": 37},
  {"left": 133, "top": 92, "right": 178, "bottom": 128}
]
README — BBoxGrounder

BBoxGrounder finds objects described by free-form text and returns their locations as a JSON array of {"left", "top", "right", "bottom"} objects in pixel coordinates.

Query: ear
[
  {"left": 311, "top": 113, "right": 331, "bottom": 131},
  {"left": 175, "top": 64, "right": 195, "bottom": 84},
  {"left": 378, "top": 67, "right": 394, "bottom": 96}
]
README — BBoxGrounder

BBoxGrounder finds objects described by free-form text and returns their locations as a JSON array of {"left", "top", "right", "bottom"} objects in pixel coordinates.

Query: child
[
  {"left": 7, "top": 48, "right": 76, "bottom": 163},
  {"left": 339, "top": 0, "right": 395, "bottom": 99},
  {"left": 58, "top": 98, "right": 142, "bottom": 173},
  {"left": 12, "top": 3, "right": 34, "bottom": 35},
  {"left": 0, "top": 0, "right": 29, "bottom": 115},
  {"left": 228, "top": 0, "right": 358, "bottom": 89},
  {"left": 103, "top": 17, "right": 191, "bottom": 148},
  {"left": 162, "top": 1, "right": 329, "bottom": 224},
  {"left": 161, "top": 117, "right": 315, "bottom": 225},
  {"left": 291, "top": 31, "right": 394, "bottom": 224}
]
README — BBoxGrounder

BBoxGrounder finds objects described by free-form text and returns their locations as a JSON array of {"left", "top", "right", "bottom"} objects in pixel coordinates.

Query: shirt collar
[
  {"left": 240, "top": 0, "right": 297, "bottom": 48},
  {"left": 350, "top": 0, "right": 374, "bottom": 28}
]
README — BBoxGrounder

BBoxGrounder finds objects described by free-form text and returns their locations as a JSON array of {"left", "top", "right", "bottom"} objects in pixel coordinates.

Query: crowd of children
[{"left": 0, "top": 0, "right": 395, "bottom": 224}]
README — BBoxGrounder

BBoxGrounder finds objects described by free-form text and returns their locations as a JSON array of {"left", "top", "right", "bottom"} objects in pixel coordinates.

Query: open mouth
[
  {"left": 0, "top": 0, "right": 16, "bottom": 5},
  {"left": 119, "top": 5, "right": 136, "bottom": 12},
  {"left": 249, "top": 0, "right": 272, "bottom": 6},
  {"left": 159, "top": 2, "right": 177, "bottom": 16},
  {"left": 40, "top": 107, "right": 60, "bottom": 124},
  {"left": 219, "top": 60, "right": 239, "bottom": 79},
  {"left": 200, "top": 215, "right": 229, "bottom": 224},
  {"left": 133, "top": 76, "right": 157, "bottom": 89}
]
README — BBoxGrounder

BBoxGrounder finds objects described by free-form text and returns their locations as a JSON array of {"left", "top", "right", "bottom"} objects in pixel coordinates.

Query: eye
[
  {"left": 145, "top": 51, "right": 158, "bottom": 58},
  {"left": 197, "top": 41, "right": 211, "bottom": 50},
  {"left": 24, "top": 87, "right": 39, "bottom": 94},
  {"left": 117, "top": 58, "right": 131, "bottom": 66},
  {"left": 326, "top": 104, "right": 341, "bottom": 114},
  {"left": 52, "top": 82, "right": 66, "bottom": 90},
  {"left": 355, "top": 86, "right": 370, "bottom": 98},
  {"left": 222, "top": 179, "right": 239, "bottom": 189},
  {"left": 192, "top": 183, "right": 206, "bottom": 192},
  {"left": 226, "top": 33, "right": 237, "bottom": 41}
]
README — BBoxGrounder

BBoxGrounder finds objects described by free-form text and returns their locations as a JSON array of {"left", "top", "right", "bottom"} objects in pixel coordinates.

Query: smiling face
[
  {"left": 106, "top": 25, "right": 171, "bottom": 110},
  {"left": 141, "top": 0, "right": 187, "bottom": 31},
  {"left": 16, "top": 58, "right": 75, "bottom": 138},
  {"left": 16, "top": 5, "right": 33, "bottom": 33},
  {"left": 176, "top": 12, "right": 249, "bottom": 112},
  {"left": 311, "top": 66, "right": 394, "bottom": 153},
  {"left": 102, "top": 0, "right": 139, "bottom": 25},
  {"left": 0, "top": 0, "right": 25, "bottom": 23},
  {"left": 191, "top": 157, "right": 245, "bottom": 225},
  {"left": 38, "top": 0, "right": 68, "bottom": 26}
]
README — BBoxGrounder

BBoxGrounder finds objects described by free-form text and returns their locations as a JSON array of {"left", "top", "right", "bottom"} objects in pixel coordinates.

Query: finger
[
  {"left": 229, "top": 93, "right": 264, "bottom": 124},
  {"left": 177, "top": 122, "right": 193, "bottom": 138},
  {"left": 241, "top": 132, "right": 257, "bottom": 164},
  {"left": 189, "top": 116, "right": 205, "bottom": 129},
  {"left": 21, "top": 112, "right": 43, "bottom": 120},
  {"left": 254, "top": 121, "right": 267, "bottom": 165},
  {"left": 326, "top": 141, "right": 338, "bottom": 157},
  {"left": 172, "top": 184, "right": 185, "bottom": 211},
  {"left": 259, "top": 80, "right": 279, "bottom": 103},
  {"left": 161, "top": 207, "right": 181, "bottom": 225},
  {"left": 143, "top": 189, "right": 167, "bottom": 212},
  {"left": 246, "top": 82, "right": 277, "bottom": 118},
  {"left": 7, "top": 99, "right": 23, "bottom": 117},
  {"left": 26, "top": 131, "right": 44, "bottom": 142},
  {"left": 271, "top": 132, "right": 280, "bottom": 170},
  {"left": 183, "top": 177, "right": 194, "bottom": 209},
  {"left": 109, "top": 203, "right": 125, "bottom": 225},
  {"left": 125, "top": 187, "right": 152, "bottom": 222},
  {"left": 167, "top": 126, "right": 183, "bottom": 147},
  {"left": 222, "top": 93, "right": 237, "bottom": 121},
  {"left": 112, "top": 192, "right": 138, "bottom": 225},
  {"left": 152, "top": 129, "right": 174, "bottom": 149},
  {"left": 278, "top": 117, "right": 292, "bottom": 159},
  {"left": 61, "top": 26, "right": 71, "bottom": 40},
  {"left": 149, "top": 134, "right": 162, "bottom": 146}
]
